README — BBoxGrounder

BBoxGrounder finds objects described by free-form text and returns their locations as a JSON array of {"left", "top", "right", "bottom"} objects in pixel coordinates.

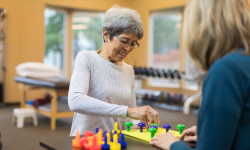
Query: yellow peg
[
  {"left": 110, "top": 133, "right": 121, "bottom": 150},
  {"left": 106, "top": 132, "right": 112, "bottom": 145},
  {"left": 98, "top": 130, "right": 104, "bottom": 145},
  {"left": 112, "top": 122, "right": 121, "bottom": 134}
]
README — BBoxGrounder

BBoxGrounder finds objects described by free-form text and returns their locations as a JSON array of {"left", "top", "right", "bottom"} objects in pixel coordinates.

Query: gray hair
[{"left": 102, "top": 5, "right": 144, "bottom": 42}]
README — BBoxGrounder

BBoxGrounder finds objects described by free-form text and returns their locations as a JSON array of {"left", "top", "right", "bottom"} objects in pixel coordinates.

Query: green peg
[
  {"left": 150, "top": 123, "right": 159, "bottom": 127},
  {"left": 148, "top": 128, "right": 157, "bottom": 138},
  {"left": 125, "top": 122, "right": 133, "bottom": 131},
  {"left": 176, "top": 124, "right": 185, "bottom": 134}
]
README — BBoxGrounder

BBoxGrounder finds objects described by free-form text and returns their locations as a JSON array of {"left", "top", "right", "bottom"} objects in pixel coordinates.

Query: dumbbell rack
[
  {"left": 134, "top": 67, "right": 184, "bottom": 81},
  {"left": 134, "top": 67, "right": 205, "bottom": 114}
]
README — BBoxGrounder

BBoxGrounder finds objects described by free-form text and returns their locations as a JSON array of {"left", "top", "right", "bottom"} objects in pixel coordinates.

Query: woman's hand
[
  {"left": 150, "top": 132, "right": 179, "bottom": 150},
  {"left": 179, "top": 126, "right": 197, "bottom": 142},
  {"left": 131, "top": 124, "right": 140, "bottom": 130},
  {"left": 127, "top": 106, "right": 160, "bottom": 129}
]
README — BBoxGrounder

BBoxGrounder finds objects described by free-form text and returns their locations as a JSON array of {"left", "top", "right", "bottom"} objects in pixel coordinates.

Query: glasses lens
[
  {"left": 120, "top": 42, "right": 128, "bottom": 48},
  {"left": 120, "top": 41, "right": 139, "bottom": 49}
]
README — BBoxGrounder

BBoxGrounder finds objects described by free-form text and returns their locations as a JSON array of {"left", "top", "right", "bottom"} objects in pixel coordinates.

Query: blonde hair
[{"left": 183, "top": 0, "right": 250, "bottom": 72}]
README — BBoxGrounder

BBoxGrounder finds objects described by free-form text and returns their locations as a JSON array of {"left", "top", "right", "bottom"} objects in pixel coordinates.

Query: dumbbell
[
  {"left": 173, "top": 94, "right": 178, "bottom": 105},
  {"left": 155, "top": 69, "right": 162, "bottom": 78},
  {"left": 143, "top": 67, "right": 150, "bottom": 77},
  {"left": 174, "top": 70, "right": 182, "bottom": 80},
  {"left": 168, "top": 69, "right": 175, "bottom": 79},
  {"left": 178, "top": 94, "right": 184, "bottom": 105},
  {"left": 170, "top": 93, "right": 176, "bottom": 104},
  {"left": 149, "top": 67, "right": 156, "bottom": 77},
  {"left": 138, "top": 67, "right": 144, "bottom": 75},
  {"left": 139, "top": 67, "right": 146, "bottom": 76},
  {"left": 166, "top": 93, "right": 172, "bottom": 105},
  {"left": 142, "top": 93, "right": 150, "bottom": 101},
  {"left": 133, "top": 67, "right": 139, "bottom": 75},
  {"left": 150, "top": 94, "right": 158, "bottom": 101},
  {"left": 162, "top": 69, "right": 168, "bottom": 78},
  {"left": 158, "top": 92, "right": 167, "bottom": 103},
  {"left": 172, "top": 94, "right": 184, "bottom": 105}
]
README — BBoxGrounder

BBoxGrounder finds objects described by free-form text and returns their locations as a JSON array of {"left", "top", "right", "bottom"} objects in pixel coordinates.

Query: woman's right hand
[
  {"left": 179, "top": 126, "right": 197, "bottom": 142},
  {"left": 127, "top": 105, "right": 160, "bottom": 129}
]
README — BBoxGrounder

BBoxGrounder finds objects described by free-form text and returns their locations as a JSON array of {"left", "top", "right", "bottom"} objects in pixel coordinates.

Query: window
[
  {"left": 72, "top": 12, "right": 104, "bottom": 68},
  {"left": 185, "top": 55, "right": 201, "bottom": 89},
  {"left": 44, "top": 8, "right": 67, "bottom": 75},
  {"left": 149, "top": 9, "right": 182, "bottom": 87}
]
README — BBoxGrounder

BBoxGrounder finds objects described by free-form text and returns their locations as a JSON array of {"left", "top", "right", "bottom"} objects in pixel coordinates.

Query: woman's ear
[{"left": 103, "top": 29, "right": 109, "bottom": 42}]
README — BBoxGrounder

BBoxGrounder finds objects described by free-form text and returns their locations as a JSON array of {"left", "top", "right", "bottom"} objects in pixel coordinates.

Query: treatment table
[{"left": 15, "top": 77, "right": 74, "bottom": 130}]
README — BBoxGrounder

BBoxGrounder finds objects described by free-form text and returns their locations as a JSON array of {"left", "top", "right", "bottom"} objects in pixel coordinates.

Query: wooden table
[
  {"left": 40, "top": 134, "right": 196, "bottom": 150},
  {"left": 15, "top": 77, "right": 74, "bottom": 130}
]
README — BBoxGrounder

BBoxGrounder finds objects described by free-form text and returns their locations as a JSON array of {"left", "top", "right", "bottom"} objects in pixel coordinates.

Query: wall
[{"left": 0, "top": 0, "right": 130, "bottom": 103}]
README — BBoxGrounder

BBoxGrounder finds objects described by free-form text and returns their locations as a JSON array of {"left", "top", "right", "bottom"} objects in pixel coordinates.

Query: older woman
[
  {"left": 150, "top": 0, "right": 250, "bottom": 149},
  {"left": 68, "top": 5, "right": 159, "bottom": 136}
]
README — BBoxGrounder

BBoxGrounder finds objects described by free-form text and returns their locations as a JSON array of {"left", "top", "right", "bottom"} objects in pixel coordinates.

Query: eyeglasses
[{"left": 115, "top": 35, "right": 140, "bottom": 49}]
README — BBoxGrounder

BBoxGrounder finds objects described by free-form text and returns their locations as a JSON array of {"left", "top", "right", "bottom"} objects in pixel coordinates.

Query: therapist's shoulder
[{"left": 209, "top": 50, "right": 250, "bottom": 74}]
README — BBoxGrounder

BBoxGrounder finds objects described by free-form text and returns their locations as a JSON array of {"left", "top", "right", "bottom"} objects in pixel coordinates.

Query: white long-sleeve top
[{"left": 68, "top": 50, "right": 138, "bottom": 136}]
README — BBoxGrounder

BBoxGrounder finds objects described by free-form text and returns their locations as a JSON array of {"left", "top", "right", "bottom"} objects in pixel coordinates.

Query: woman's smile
[{"left": 118, "top": 51, "right": 127, "bottom": 58}]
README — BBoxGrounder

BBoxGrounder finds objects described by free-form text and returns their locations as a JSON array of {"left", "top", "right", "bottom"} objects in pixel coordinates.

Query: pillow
[
  {"left": 16, "top": 62, "right": 63, "bottom": 79},
  {"left": 16, "top": 62, "right": 60, "bottom": 72}
]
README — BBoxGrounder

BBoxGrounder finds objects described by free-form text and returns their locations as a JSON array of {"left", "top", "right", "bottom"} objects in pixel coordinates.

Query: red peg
[
  {"left": 84, "top": 131, "right": 93, "bottom": 138},
  {"left": 80, "top": 137, "right": 89, "bottom": 149},
  {"left": 89, "top": 134, "right": 101, "bottom": 150}
]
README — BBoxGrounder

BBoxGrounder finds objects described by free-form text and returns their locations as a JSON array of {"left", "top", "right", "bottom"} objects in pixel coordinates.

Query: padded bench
[{"left": 15, "top": 77, "right": 74, "bottom": 130}]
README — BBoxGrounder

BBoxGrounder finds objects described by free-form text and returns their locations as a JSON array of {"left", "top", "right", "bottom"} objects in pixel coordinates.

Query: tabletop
[{"left": 40, "top": 134, "right": 195, "bottom": 150}]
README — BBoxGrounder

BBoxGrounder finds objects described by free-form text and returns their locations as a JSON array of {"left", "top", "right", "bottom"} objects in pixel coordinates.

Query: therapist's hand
[
  {"left": 127, "top": 106, "right": 160, "bottom": 129},
  {"left": 150, "top": 132, "right": 179, "bottom": 150},
  {"left": 179, "top": 126, "right": 197, "bottom": 142}
]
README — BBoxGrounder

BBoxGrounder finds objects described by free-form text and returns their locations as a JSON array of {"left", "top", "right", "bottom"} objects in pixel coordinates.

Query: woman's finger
[
  {"left": 147, "top": 111, "right": 154, "bottom": 126},
  {"left": 143, "top": 117, "right": 148, "bottom": 129},
  {"left": 156, "top": 115, "right": 160, "bottom": 124},
  {"left": 148, "top": 107, "right": 159, "bottom": 124},
  {"left": 179, "top": 127, "right": 196, "bottom": 140},
  {"left": 151, "top": 136, "right": 157, "bottom": 141},
  {"left": 150, "top": 140, "right": 157, "bottom": 145},
  {"left": 179, "top": 131, "right": 187, "bottom": 140},
  {"left": 152, "top": 111, "right": 160, "bottom": 124},
  {"left": 184, "top": 135, "right": 197, "bottom": 142}
]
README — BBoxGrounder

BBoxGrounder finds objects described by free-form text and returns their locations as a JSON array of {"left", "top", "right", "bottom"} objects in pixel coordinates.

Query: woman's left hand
[{"left": 150, "top": 132, "right": 179, "bottom": 150}]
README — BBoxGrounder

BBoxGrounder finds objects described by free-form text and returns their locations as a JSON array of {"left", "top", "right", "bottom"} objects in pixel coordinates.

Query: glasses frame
[{"left": 115, "top": 35, "right": 140, "bottom": 49}]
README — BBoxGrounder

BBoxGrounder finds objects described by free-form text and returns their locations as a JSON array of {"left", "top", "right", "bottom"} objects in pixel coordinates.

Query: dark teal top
[{"left": 171, "top": 49, "right": 250, "bottom": 150}]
